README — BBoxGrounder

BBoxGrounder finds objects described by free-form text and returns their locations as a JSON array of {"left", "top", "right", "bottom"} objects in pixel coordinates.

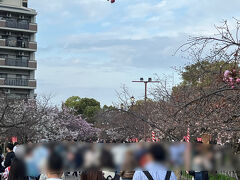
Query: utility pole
[{"left": 132, "top": 78, "right": 160, "bottom": 140}]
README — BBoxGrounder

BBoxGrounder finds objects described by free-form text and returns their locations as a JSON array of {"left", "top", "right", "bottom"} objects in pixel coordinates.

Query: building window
[{"left": 22, "top": 2, "right": 28, "bottom": 7}]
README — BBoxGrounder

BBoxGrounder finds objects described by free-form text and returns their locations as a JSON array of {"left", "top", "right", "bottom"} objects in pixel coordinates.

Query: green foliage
[
  {"left": 76, "top": 98, "right": 100, "bottom": 115},
  {"left": 181, "top": 61, "right": 235, "bottom": 87},
  {"left": 135, "top": 100, "right": 145, "bottom": 105},
  {"left": 84, "top": 106, "right": 101, "bottom": 123},
  {"left": 64, "top": 96, "right": 101, "bottom": 122},
  {"left": 102, "top": 105, "right": 117, "bottom": 111},
  {"left": 182, "top": 171, "right": 236, "bottom": 180},
  {"left": 135, "top": 99, "right": 153, "bottom": 105},
  {"left": 173, "top": 61, "right": 238, "bottom": 93},
  {"left": 209, "top": 174, "right": 236, "bottom": 180},
  {"left": 64, "top": 96, "right": 81, "bottom": 111}
]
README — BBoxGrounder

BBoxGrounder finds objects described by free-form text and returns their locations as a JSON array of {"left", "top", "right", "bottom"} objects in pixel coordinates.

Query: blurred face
[{"left": 139, "top": 154, "right": 153, "bottom": 167}]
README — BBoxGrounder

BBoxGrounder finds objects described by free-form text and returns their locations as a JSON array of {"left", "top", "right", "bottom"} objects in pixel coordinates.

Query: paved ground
[{"left": 64, "top": 176, "right": 80, "bottom": 180}]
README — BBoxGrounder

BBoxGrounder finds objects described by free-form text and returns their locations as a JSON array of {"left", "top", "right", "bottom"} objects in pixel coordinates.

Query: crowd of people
[
  {"left": 0, "top": 141, "right": 179, "bottom": 180},
  {"left": 0, "top": 140, "right": 236, "bottom": 180}
]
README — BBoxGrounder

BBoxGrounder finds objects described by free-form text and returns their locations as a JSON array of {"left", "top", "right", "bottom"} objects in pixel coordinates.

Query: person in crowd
[
  {"left": 187, "top": 142, "right": 210, "bottom": 180},
  {"left": 1, "top": 166, "right": 10, "bottom": 180},
  {"left": 100, "top": 147, "right": 121, "bottom": 180},
  {"left": 13, "top": 142, "right": 19, "bottom": 153},
  {"left": 188, "top": 171, "right": 209, "bottom": 180},
  {"left": 46, "top": 152, "right": 64, "bottom": 180},
  {"left": 4, "top": 143, "right": 15, "bottom": 168},
  {"left": 81, "top": 169, "right": 105, "bottom": 180},
  {"left": 133, "top": 144, "right": 177, "bottom": 180},
  {"left": 8, "top": 158, "right": 28, "bottom": 180},
  {"left": 0, "top": 146, "right": 5, "bottom": 173},
  {"left": 26, "top": 143, "right": 49, "bottom": 180},
  {"left": 120, "top": 150, "right": 137, "bottom": 180}
]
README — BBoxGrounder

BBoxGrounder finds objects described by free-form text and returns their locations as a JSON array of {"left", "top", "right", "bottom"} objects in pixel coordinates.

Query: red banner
[{"left": 11, "top": 137, "right": 17, "bottom": 143}]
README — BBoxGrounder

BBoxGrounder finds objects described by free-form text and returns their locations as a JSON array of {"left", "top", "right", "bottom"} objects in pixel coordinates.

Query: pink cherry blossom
[
  {"left": 236, "top": 78, "right": 240, "bottom": 83},
  {"left": 224, "top": 70, "right": 231, "bottom": 77}
]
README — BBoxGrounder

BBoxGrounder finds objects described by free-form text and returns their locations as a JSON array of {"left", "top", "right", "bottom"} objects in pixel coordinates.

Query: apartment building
[{"left": 0, "top": 0, "right": 37, "bottom": 99}]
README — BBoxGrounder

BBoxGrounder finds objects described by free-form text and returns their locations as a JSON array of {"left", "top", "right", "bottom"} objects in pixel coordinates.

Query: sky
[{"left": 28, "top": 0, "right": 240, "bottom": 106}]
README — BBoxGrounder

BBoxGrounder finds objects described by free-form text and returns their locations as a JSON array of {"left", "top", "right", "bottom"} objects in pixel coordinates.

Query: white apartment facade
[{"left": 0, "top": 0, "right": 37, "bottom": 99}]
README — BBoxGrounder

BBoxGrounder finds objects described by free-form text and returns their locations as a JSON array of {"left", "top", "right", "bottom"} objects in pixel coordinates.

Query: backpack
[
  {"left": 105, "top": 173, "right": 121, "bottom": 180},
  {"left": 143, "top": 171, "right": 172, "bottom": 180}
]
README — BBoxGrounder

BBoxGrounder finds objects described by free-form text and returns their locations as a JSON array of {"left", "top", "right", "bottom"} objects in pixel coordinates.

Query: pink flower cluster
[
  {"left": 223, "top": 69, "right": 240, "bottom": 88},
  {"left": 107, "top": 0, "right": 115, "bottom": 3}
]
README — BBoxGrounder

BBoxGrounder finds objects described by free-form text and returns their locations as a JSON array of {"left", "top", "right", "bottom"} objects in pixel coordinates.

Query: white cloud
[{"left": 29, "top": 0, "right": 240, "bottom": 105}]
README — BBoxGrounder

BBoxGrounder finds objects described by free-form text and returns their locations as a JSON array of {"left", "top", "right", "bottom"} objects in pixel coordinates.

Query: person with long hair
[
  {"left": 120, "top": 150, "right": 137, "bottom": 180},
  {"left": 81, "top": 169, "right": 105, "bottom": 180},
  {"left": 8, "top": 158, "right": 28, "bottom": 180}
]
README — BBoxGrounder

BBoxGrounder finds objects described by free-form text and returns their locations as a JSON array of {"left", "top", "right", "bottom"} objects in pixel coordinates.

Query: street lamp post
[{"left": 132, "top": 78, "right": 160, "bottom": 140}]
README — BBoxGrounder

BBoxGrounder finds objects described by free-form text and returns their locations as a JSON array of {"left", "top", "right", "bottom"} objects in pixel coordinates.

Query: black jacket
[
  {"left": 0, "top": 154, "right": 4, "bottom": 173},
  {"left": 4, "top": 151, "right": 15, "bottom": 168}
]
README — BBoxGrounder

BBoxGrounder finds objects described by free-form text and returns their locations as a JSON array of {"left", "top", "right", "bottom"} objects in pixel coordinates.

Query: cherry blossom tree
[
  {"left": 95, "top": 20, "right": 240, "bottom": 147},
  {"left": 36, "top": 106, "right": 99, "bottom": 141},
  {"left": 0, "top": 96, "right": 99, "bottom": 143}
]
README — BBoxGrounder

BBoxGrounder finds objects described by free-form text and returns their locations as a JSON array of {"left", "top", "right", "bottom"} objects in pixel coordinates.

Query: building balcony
[
  {"left": 0, "top": 39, "right": 37, "bottom": 51},
  {"left": 5, "top": 78, "right": 28, "bottom": 86},
  {"left": 0, "top": 78, "right": 36, "bottom": 89},
  {"left": 0, "top": 19, "right": 37, "bottom": 33},
  {"left": 0, "top": 58, "right": 37, "bottom": 70}
]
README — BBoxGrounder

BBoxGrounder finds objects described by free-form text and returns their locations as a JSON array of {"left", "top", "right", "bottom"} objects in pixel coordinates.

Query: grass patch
[
  {"left": 209, "top": 174, "right": 236, "bottom": 180},
  {"left": 181, "top": 171, "right": 236, "bottom": 180}
]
